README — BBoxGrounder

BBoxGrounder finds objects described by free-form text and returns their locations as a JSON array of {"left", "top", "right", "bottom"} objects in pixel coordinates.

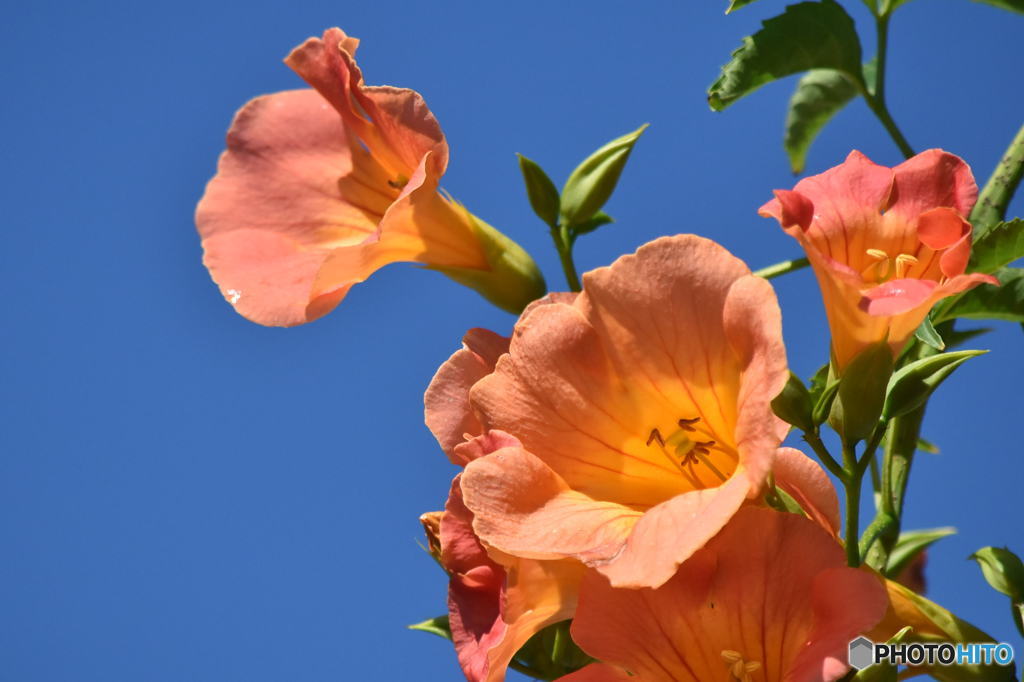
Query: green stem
[
  {"left": 862, "top": 14, "right": 915, "bottom": 160},
  {"left": 971, "top": 122, "right": 1024, "bottom": 230},
  {"left": 869, "top": 450, "right": 881, "bottom": 495},
  {"left": 858, "top": 423, "right": 886, "bottom": 477},
  {"left": 843, "top": 442, "right": 863, "bottom": 567},
  {"left": 802, "top": 430, "right": 846, "bottom": 482},
  {"left": 752, "top": 256, "right": 810, "bottom": 280},
  {"left": 885, "top": 407, "right": 926, "bottom": 520},
  {"left": 551, "top": 225, "right": 582, "bottom": 292}
]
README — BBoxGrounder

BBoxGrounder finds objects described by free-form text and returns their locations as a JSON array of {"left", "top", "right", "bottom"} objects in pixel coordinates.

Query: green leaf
[
  {"left": 970, "top": 547, "right": 1024, "bottom": 601},
  {"left": 851, "top": 627, "right": 912, "bottom": 681},
  {"left": 517, "top": 154, "right": 561, "bottom": 229},
  {"left": 882, "top": 350, "right": 986, "bottom": 420},
  {"left": 885, "top": 527, "right": 957, "bottom": 579},
  {"left": 942, "top": 325, "right": 992, "bottom": 350},
  {"left": 916, "top": 437, "right": 940, "bottom": 454},
  {"left": 560, "top": 125, "right": 647, "bottom": 228},
  {"left": 969, "top": 218, "right": 1024, "bottom": 273},
  {"left": 880, "top": 0, "right": 916, "bottom": 14},
  {"left": 884, "top": 582, "right": 1017, "bottom": 682},
  {"left": 807, "top": 363, "right": 841, "bottom": 426},
  {"left": 935, "top": 267, "right": 1024, "bottom": 323},
  {"left": 970, "top": 0, "right": 1024, "bottom": 14},
  {"left": 784, "top": 67, "right": 863, "bottom": 174},
  {"left": 708, "top": 0, "right": 864, "bottom": 111},
  {"left": 829, "top": 343, "right": 893, "bottom": 443},
  {"left": 771, "top": 372, "right": 815, "bottom": 432},
  {"left": 914, "top": 315, "right": 945, "bottom": 351},
  {"left": 408, "top": 615, "right": 452, "bottom": 640},
  {"left": 570, "top": 211, "right": 615, "bottom": 241},
  {"left": 726, "top": 0, "right": 760, "bottom": 11}
]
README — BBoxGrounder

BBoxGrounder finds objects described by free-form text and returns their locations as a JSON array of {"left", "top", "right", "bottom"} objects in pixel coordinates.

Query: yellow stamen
[
  {"left": 894, "top": 253, "right": 919, "bottom": 279},
  {"left": 863, "top": 248, "right": 891, "bottom": 282},
  {"left": 722, "top": 650, "right": 762, "bottom": 682}
]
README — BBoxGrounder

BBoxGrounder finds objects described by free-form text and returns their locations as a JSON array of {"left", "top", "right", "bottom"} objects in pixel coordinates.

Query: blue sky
[{"left": 2, "top": 1, "right": 1022, "bottom": 680}]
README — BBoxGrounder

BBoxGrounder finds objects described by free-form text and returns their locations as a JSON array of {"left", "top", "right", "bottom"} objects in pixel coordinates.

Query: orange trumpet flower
[
  {"left": 557, "top": 507, "right": 888, "bottom": 682},
  {"left": 426, "top": 235, "right": 792, "bottom": 589},
  {"left": 196, "top": 28, "right": 544, "bottom": 326},
  {"left": 760, "top": 150, "right": 997, "bottom": 371}
]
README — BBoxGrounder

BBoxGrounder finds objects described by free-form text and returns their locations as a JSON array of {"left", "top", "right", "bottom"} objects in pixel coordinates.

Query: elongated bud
[{"left": 829, "top": 342, "right": 893, "bottom": 444}]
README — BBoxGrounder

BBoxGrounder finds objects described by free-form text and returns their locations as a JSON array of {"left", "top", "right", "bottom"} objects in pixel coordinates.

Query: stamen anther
[
  {"left": 677, "top": 417, "right": 701, "bottom": 431},
  {"left": 895, "top": 253, "right": 919, "bottom": 278}
]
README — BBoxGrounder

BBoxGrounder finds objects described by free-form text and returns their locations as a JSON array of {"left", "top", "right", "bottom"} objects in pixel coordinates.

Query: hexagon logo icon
[{"left": 848, "top": 636, "right": 875, "bottom": 670}]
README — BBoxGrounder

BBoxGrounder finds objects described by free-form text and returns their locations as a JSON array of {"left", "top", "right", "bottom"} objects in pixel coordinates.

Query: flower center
[
  {"left": 387, "top": 174, "right": 409, "bottom": 190},
  {"left": 862, "top": 248, "right": 919, "bottom": 284},
  {"left": 721, "top": 650, "right": 761, "bottom": 682},
  {"left": 646, "top": 417, "right": 729, "bottom": 489}
]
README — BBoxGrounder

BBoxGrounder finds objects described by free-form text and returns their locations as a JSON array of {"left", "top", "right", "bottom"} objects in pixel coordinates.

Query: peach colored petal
[
  {"left": 442, "top": 479, "right": 508, "bottom": 682},
  {"left": 568, "top": 508, "right": 887, "bottom": 682},
  {"left": 889, "top": 149, "right": 977, "bottom": 222},
  {"left": 461, "top": 447, "right": 642, "bottom": 564},
  {"left": 860, "top": 277, "right": 937, "bottom": 316},
  {"left": 284, "top": 28, "right": 446, "bottom": 177},
  {"left": 453, "top": 430, "right": 522, "bottom": 466},
  {"left": 196, "top": 89, "right": 380, "bottom": 325},
  {"left": 442, "top": 476, "right": 583, "bottom": 682},
  {"left": 772, "top": 447, "right": 841, "bottom": 535},
  {"left": 596, "top": 471, "right": 750, "bottom": 588},
  {"left": 788, "top": 567, "right": 889, "bottom": 682},
  {"left": 425, "top": 328, "right": 510, "bottom": 463},
  {"left": 721, "top": 274, "right": 789, "bottom": 487},
  {"left": 556, "top": 665, "right": 633, "bottom": 682},
  {"left": 483, "top": 557, "right": 584, "bottom": 682}
]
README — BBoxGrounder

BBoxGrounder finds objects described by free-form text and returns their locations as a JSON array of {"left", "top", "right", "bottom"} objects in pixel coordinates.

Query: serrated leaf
[
  {"left": 885, "top": 527, "right": 956, "bottom": 579},
  {"left": 784, "top": 69, "right": 859, "bottom": 174},
  {"left": 408, "top": 615, "right": 452, "bottom": 640},
  {"left": 914, "top": 315, "right": 945, "bottom": 350},
  {"left": 882, "top": 350, "right": 986, "bottom": 420},
  {"left": 727, "top": 0, "right": 760, "bottom": 11},
  {"left": 560, "top": 125, "right": 647, "bottom": 228},
  {"left": 517, "top": 154, "right": 561, "bottom": 229},
  {"left": 971, "top": 0, "right": 1024, "bottom": 13},
  {"left": 708, "top": 0, "right": 864, "bottom": 111},
  {"left": 969, "top": 218, "right": 1024, "bottom": 273},
  {"left": 935, "top": 267, "right": 1024, "bottom": 323}
]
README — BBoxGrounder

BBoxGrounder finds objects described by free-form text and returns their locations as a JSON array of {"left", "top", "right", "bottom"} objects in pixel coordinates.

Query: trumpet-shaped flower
[
  {"left": 196, "top": 28, "right": 544, "bottom": 326},
  {"left": 557, "top": 507, "right": 888, "bottom": 682},
  {"left": 432, "top": 474, "right": 584, "bottom": 682},
  {"left": 760, "top": 150, "right": 997, "bottom": 370},
  {"left": 427, "top": 235, "right": 792, "bottom": 588}
]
